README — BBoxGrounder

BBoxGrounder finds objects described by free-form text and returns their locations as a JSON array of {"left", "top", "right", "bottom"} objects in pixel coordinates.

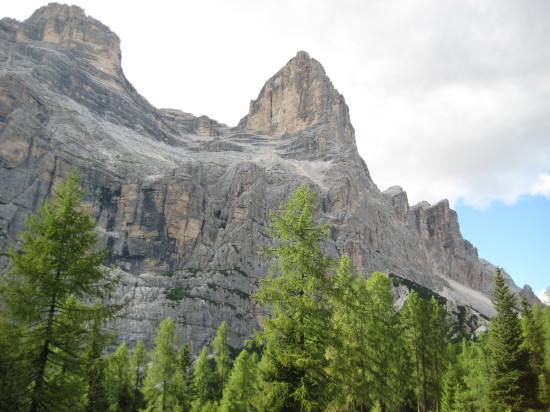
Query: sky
[{"left": 3, "top": 1, "right": 549, "bottom": 299}]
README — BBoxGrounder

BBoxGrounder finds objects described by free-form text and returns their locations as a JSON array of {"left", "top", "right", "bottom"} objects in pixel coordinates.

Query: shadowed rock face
[{"left": 0, "top": 4, "right": 537, "bottom": 350}]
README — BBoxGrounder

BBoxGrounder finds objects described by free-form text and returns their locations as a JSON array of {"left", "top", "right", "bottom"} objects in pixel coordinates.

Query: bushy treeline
[{"left": 1, "top": 176, "right": 549, "bottom": 411}]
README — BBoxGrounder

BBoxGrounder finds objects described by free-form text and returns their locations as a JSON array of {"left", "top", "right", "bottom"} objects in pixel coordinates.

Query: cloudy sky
[{"left": 4, "top": 1, "right": 549, "bottom": 297}]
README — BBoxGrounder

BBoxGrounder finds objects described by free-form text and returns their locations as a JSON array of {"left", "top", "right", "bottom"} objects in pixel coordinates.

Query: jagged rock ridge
[{"left": 0, "top": 4, "right": 537, "bottom": 350}]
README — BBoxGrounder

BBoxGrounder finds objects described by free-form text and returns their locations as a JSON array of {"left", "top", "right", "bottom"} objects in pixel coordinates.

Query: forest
[{"left": 0, "top": 174, "right": 549, "bottom": 412}]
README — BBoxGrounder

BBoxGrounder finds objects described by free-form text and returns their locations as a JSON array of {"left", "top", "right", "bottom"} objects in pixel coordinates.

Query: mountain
[{"left": 0, "top": 4, "right": 537, "bottom": 350}]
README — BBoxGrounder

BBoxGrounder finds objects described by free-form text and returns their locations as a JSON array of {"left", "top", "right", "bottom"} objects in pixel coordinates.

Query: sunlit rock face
[{"left": 0, "top": 4, "right": 534, "bottom": 350}]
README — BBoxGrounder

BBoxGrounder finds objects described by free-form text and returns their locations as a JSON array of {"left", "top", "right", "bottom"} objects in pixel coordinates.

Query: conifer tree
[
  {"left": 142, "top": 317, "right": 181, "bottom": 411},
  {"left": 0, "top": 170, "right": 123, "bottom": 412},
  {"left": 521, "top": 296, "right": 548, "bottom": 408},
  {"left": 192, "top": 346, "right": 215, "bottom": 411},
  {"left": 129, "top": 339, "right": 148, "bottom": 411},
  {"left": 488, "top": 268, "right": 535, "bottom": 411},
  {"left": 364, "top": 272, "right": 410, "bottom": 411},
  {"left": 105, "top": 342, "right": 132, "bottom": 411},
  {"left": 86, "top": 315, "right": 110, "bottom": 412},
  {"left": 428, "top": 296, "right": 450, "bottom": 411},
  {"left": 455, "top": 334, "right": 491, "bottom": 411},
  {"left": 401, "top": 290, "right": 435, "bottom": 412},
  {"left": 177, "top": 342, "right": 195, "bottom": 412},
  {"left": 254, "top": 184, "right": 336, "bottom": 410},
  {"left": 219, "top": 349, "right": 259, "bottom": 412},
  {"left": 213, "top": 321, "right": 231, "bottom": 399},
  {"left": 0, "top": 317, "right": 27, "bottom": 410}
]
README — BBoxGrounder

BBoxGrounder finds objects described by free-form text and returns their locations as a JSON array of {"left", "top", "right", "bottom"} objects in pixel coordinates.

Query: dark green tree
[
  {"left": 0, "top": 170, "right": 122, "bottom": 412},
  {"left": 401, "top": 290, "right": 443, "bottom": 412},
  {"left": 254, "top": 184, "right": 336, "bottom": 410},
  {"left": 192, "top": 346, "right": 215, "bottom": 411},
  {"left": 85, "top": 315, "right": 110, "bottom": 412},
  {"left": 177, "top": 342, "right": 195, "bottom": 412},
  {"left": 488, "top": 268, "right": 536, "bottom": 411}
]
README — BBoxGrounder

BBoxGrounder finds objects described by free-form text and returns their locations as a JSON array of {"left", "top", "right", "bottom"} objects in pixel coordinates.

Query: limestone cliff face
[
  {"left": 0, "top": 4, "right": 535, "bottom": 350},
  {"left": 238, "top": 51, "right": 356, "bottom": 160}
]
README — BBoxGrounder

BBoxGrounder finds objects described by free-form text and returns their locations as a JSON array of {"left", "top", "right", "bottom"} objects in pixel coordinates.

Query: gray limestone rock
[{"left": 0, "top": 4, "right": 537, "bottom": 350}]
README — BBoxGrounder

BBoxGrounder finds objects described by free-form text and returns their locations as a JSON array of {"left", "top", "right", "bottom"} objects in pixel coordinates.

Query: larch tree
[
  {"left": 213, "top": 321, "right": 231, "bottom": 399},
  {"left": 219, "top": 349, "right": 259, "bottom": 412},
  {"left": 142, "top": 317, "right": 181, "bottom": 412},
  {"left": 0, "top": 170, "right": 123, "bottom": 412},
  {"left": 401, "top": 290, "right": 435, "bottom": 412},
  {"left": 254, "top": 184, "right": 336, "bottom": 410},
  {"left": 105, "top": 342, "right": 132, "bottom": 411},
  {"left": 129, "top": 339, "right": 148, "bottom": 411}
]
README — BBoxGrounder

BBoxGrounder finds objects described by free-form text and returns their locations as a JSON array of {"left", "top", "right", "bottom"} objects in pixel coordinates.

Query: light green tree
[
  {"left": 213, "top": 321, "right": 231, "bottom": 399},
  {"left": 105, "top": 342, "right": 132, "bottom": 411},
  {"left": 254, "top": 184, "right": 336, "bottom": 410},
  {"left": 0, "top": 170, "right": 123, "bottom": 412},
  {"left": 142, "top": 317, "right": 182, "bottom": 411},
  {"left": 130, "top": 339, "right": 148, "bottom": 411},
  {"left": 219, "top": 349, "right": 259, "bottom": 412}
]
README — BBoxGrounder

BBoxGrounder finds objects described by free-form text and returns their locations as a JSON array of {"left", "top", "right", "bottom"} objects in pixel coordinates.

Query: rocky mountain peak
[
  {"left": 238, "top": 50, "right": 356, "bottom": 152},
  {"left": 15, "top": 3, "right": 122, "bottom": 85}
]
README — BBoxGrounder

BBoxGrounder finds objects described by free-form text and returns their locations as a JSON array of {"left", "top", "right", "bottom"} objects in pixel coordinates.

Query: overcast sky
[{"left": 4, "top": 1, "right": 550, "bottom": 295}]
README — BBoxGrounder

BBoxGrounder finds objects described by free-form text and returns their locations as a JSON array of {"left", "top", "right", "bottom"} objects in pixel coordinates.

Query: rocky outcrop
[
  {"left": 238, "top": 51, "right": 357, "bottom": 161},
  {"left": 0, "top": 4, "right": 532, "bottom": 350}
]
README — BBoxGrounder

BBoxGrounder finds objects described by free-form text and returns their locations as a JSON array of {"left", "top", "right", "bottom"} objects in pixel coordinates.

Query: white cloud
[
  {"left": 531, "top": 173, "right": 550, "bottom": 197},
  {"left": 537, "top": 288, "right": 550, "bottom": 304},
  {"left": 4, "top": 0, "right": 550, "bottom": 210}
]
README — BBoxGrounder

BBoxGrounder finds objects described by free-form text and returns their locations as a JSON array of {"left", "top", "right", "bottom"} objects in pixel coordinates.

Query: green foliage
[
  {"left": 401, "top": 290, "right": 449, "bottom": 412},
  {"left": 254, "top": 184, "right": 336, "bottom": 410},
  {"left": 488, "top": 269, "right": 537, "bottom": 411},
  {"left": 0, "top": 170, "right": 123, "bottom": 411},
  {"left": 192, "top": 346, "right": 215, "bottom": 411},
  {"left": 219, "top": 349, "right": 258, "bottom": 412},
  {"left": 105, "top": 342, "right": 132, "bottom": 411},
  {"left": 129, "top": 339, "right": 148, "bottom": 411},
  {"left": 166, "top": 286, "right": 191, "bottom": 301},
  {"left": 177, "top": 342, "right": 195, "bottom": 411},
  {"left": 213, "top": 321, "right": 231, "bottom": 399},
  {"left": 142, "top": 318, "right": 182, "bottom": 411}
]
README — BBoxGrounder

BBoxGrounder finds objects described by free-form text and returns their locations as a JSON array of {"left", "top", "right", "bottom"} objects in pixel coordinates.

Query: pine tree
[
  {"left": 192, "top": 346, "right": 215, "bottom": 411},
  {"left": 0, "top": 170, "right": 123, "bottom": 412},
  {"left": 213, "top": 321, "right": 231, "bottom": 399},
  {"left": 488, "top": 268, "right": 535, "bottom": 411},
  {"left": 142, "top": 317, "right": 181, "bottom": 411},
  {"left": 219, "top": 349, "right": 259, "bottom": 412},
  {"left": 254, "top": 184, "right": 336, "bottom": 410}
]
